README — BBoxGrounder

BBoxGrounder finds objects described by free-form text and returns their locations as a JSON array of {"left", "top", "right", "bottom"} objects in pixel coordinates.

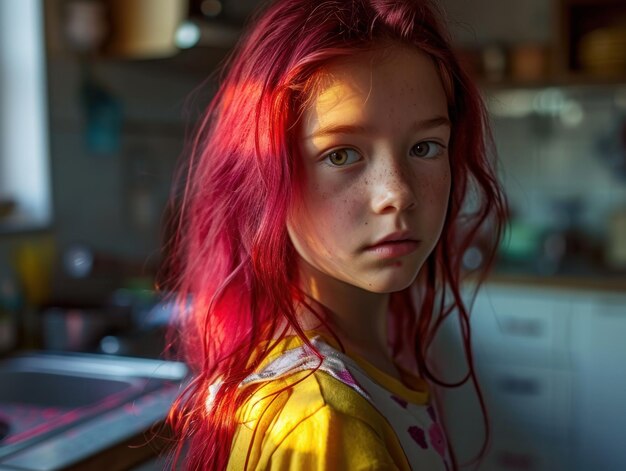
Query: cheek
[
  {"left": 435, "top": 165, "right": 452, "bottom": 204},
  {"left": 288, "top": 179, "right": 364, "bottom": 256},
  {"left": 417, "top": 164, "right": 450, "bottom": 203},
  {"left": 302, "top": 176, "right": 365, "bottom": 226}
]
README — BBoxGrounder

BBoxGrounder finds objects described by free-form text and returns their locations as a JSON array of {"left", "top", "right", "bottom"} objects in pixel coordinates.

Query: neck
[{"left": 291, "top": 259, "right": 392, "bottom": 365}]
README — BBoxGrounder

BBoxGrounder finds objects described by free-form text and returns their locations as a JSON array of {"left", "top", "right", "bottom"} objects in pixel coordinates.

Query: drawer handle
[
  {"left": 500, "top": 317, "right": 543, "bottom": 337},
  {"left": 497, "top": 376, "right": 541, "bottom": 395}
]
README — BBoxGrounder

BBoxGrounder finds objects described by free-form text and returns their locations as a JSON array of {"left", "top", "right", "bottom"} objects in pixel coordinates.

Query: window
[{"left": 0, "top": 0, "right": 52, "bottom": 231}]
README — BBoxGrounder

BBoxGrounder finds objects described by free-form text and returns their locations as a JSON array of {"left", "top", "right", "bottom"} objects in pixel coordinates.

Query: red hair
[{"left": 161, "top": 0, "right": 507, "bottom": 469}]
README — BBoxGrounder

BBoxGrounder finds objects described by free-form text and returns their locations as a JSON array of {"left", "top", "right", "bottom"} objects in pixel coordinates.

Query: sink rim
[
  {"left": 0, "top": 351, "right": 188, "bottom": 462},
  {"left": 1, "top": 350, "right": 188, "bottom": 381}
]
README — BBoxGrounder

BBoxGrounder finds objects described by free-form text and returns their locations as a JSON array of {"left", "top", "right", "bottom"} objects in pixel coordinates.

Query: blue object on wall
[{"left": 80, "top": 64, "right": 123, "bottom": 156}]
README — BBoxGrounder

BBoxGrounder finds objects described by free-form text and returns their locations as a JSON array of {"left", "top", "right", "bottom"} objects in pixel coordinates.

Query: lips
[
  {"left": 364, "top": 232, "right": 421, "bottom": 258},
  {"left": 368, "top": 231, "right": 419, "bottom": 248}
]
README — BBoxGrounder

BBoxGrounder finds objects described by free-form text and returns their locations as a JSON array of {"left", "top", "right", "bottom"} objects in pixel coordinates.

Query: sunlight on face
[{"left": 288, "top": 44, "right": 451, "bottom": 295}]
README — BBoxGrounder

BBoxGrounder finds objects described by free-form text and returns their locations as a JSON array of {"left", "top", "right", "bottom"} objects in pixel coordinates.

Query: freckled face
[{"left": 287, "top": 46, "right": 452, "bottom": 294}]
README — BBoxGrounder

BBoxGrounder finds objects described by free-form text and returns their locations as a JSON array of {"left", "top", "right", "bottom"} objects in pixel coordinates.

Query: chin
[{"left": 360, "top": 270, "right": 421, "bottom": 294}]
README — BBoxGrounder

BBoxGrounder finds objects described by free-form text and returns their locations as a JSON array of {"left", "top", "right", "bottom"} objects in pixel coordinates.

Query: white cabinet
[
  {"left": 476, "top": 364, "right": 572, "bottom": 439},
  {"left": 468, "top": 286, "right": 572, "bottom": 369},
  {"left": 571, "top": 294, "right": 626, "bottom": 471},
  {"left": 433, "top": 282, "right": 626, "bottom": 471},
  {"left": 470, "top": 284, "right": 574, "bottom": 471},
  {"left": 476, "top": 423, "right": 570, "bottom": 471}
]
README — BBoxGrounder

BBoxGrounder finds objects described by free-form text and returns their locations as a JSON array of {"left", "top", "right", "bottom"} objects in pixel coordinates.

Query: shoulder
[{"left": 228, "top": 370, "right": 407, "bottom": 470}]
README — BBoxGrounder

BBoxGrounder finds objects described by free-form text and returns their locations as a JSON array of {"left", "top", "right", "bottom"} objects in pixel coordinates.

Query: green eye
[
  {"left": 410, "top": 141, "right": 445, "bottom": 159},
  {"left": 325, "top": 148, "right": 361, "bottom": 166}
]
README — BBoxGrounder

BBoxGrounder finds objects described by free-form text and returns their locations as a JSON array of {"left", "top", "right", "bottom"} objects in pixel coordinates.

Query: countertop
[{"left": 484, "top": 271, "right": 626, "bottom": 293}]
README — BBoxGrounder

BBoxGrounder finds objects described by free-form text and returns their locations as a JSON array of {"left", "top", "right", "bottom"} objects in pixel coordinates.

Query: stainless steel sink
[
  {"left": 0, "top": 371, "right": 139, "bottom": 408},
  {"left": 0, "top": 352, "right": 188, "bottom": 471}
]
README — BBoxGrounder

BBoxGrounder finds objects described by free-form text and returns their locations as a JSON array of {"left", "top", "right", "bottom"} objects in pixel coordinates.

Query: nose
[{"left": 370, "top": 159, "right": 417, "bottom": 214}]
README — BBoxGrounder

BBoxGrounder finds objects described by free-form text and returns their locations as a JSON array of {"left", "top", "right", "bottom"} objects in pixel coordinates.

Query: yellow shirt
[{"left": 226, "top": 333, "right": 449, "bottom": 470}]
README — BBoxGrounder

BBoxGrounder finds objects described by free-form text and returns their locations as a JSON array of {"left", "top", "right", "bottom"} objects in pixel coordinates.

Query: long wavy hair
[{"left": 161, "top": 0, "right": 507, "bottom": 469}]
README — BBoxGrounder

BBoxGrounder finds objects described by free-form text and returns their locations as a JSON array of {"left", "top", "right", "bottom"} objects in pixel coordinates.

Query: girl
[{"left": 163, "top": 0, "right": 506, "bottom": 469}]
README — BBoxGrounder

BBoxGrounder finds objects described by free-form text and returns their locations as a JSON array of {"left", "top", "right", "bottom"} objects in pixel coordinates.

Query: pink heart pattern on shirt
[
  {"left": 408, "top": 425, "right": 428, "bottom": 449},
  {"left": 428, "top": 422, "right": 447, "bottom": 458},
  {"left": 390, "top": 394, "right": 408, "bottom": 408}
]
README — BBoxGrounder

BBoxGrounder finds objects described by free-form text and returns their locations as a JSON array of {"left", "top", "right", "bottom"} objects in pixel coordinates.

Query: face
[{"left": 287, "top": 45, "right": 451, "bottom": 294}]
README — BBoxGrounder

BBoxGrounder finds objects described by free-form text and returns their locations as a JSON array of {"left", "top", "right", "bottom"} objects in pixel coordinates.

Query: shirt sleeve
[{"left": 267, "top": 404, "right": 401, "bottom": 471}]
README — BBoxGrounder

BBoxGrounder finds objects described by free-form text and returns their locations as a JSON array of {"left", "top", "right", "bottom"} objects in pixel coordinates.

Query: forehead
[{"left": 301, "top": 45, "right": 449, "bottom": 136}]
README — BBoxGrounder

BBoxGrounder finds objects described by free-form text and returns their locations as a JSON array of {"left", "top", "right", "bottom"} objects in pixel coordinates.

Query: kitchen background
[{"left": 0, "top": 0, "right": 625, "bottom": 470}]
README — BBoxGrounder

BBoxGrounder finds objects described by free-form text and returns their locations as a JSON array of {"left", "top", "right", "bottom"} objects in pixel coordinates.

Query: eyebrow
[{"left": 305, "top": 116, "right": 451, "bottom": 140}]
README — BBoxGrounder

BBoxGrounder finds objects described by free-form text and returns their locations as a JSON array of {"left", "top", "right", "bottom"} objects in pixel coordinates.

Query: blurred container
[
  {"left": 106, "top": 0, "right": 189, "bottom": 58},
  {"left": 510, "top": 44, "right": 548, "bottom": 81},
  {"left": 13, "top": 237, "right": 56, "bottom": 307},
  {"left": 579, "top": 23, "right": 626, "bottom": 76},
  {"left": 482, "top": 44, "right": 508, "bottom": 82},
  {"left": 0, "top": 265, "right": 22, "bottom": 354},
  {"left": 41, "top": 306, "right": 131, "bottom": 352},
  {"left": 64, "top": 0, "right": 108, "bottom": 53},
  {"left": 499, "top": 219, "right": 543, "bottom": 261}
]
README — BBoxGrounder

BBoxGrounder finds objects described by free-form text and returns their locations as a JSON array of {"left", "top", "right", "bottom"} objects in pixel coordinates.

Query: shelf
[
  {"left": 479, "top": 272, "right": 626, "bottom": 294},
  {"left": 455, "top": 0, "right": 626, "bottom": 91},
  {"left": 477, "top": 73, "right": 626, "bottom": 90}
]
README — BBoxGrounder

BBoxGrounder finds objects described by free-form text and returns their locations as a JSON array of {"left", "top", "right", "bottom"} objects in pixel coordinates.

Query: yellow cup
[{"left": 107, "top": 0, "right": 189, "bottom": 58}]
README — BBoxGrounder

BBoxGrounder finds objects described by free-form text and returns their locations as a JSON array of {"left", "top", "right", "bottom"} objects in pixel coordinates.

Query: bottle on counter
[{"left": 0, "top": 264, "right": 22, "bottom": 354}]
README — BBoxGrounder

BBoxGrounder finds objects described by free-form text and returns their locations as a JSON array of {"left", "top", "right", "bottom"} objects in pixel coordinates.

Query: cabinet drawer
[
  {"left": 478, "top": 425, "right": 570, "bottom": 471},
  {"left": 477, "top": 364, "right": 572, "bottom": 437},
  {"left": 467, "top": 285, "right": 572, "bottom": 368},
  {"left": 570, "top": 295, "right": 626, "bottom": 471}
]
